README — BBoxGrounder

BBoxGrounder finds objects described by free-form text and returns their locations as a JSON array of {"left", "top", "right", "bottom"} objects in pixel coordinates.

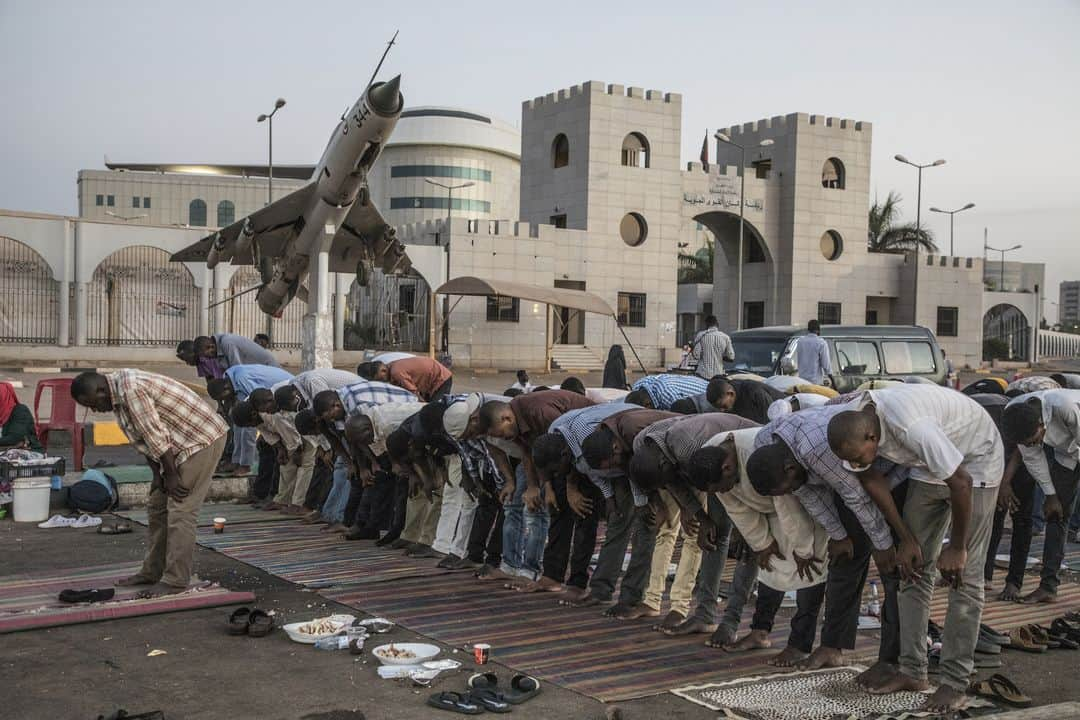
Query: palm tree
[
  {"left": 678, "top": 238, "right": 714, "bottom": 283},
  {"left": 868, "top": 191, "right": 938, "bottom": 253}
]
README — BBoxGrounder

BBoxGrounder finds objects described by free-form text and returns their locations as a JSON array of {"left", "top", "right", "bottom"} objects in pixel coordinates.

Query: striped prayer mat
[
  {"left": 196, "top": 521, "right": 465, "bottom": 587},
  {"left": 0, "top": 562, "right": 254, "bottom": 634},
  {"left": 117, "top": 502, "right": 303, "bottom": 528}
]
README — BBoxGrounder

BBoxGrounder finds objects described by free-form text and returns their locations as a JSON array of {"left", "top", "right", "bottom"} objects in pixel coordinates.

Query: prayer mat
[
  {"left": 0, "top": 562, "right": 253, "bottom": 634},
  {"left": 671, "top": 666, "right": 992, "bottom": 720},
  {"left": 196, "top": 521, "right": 464, "bottom": 587},
  {"left": 116, "top": 502, "right": 302, "bottom": 528}
]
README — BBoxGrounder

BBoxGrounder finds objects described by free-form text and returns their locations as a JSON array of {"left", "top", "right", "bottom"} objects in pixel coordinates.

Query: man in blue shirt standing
[{"left": 794, "top": 320, "right": 832, "bottom": 385}]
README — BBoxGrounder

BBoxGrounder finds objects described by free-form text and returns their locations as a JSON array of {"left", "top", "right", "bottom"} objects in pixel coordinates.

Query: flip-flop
[
  {"left": 502, "top": 673, "right": 541, "bottom": 704},
  {"left": 1007, "top": 625, "right": 1047, "bottom": 652},
  {"left": 247, "top": 609, "right": 274, "bottom": 637},
  {"left": 1027, "top": 625, "right": 1061, "bottom": 649},
  {"left": 59, "top": 588, "right": 116, "bottom": 603},
  {"left": 1052, "top": 618, "right": 1080, "bottom": 643},
  {"left": 227, "top": 607, "right": 251, "bottom": 635},
  {"left": 467, "top": 687, "right": 511, "bottom": 713},
  {"left": 988, "top": 674, "right": 1033, "bottom": 707},
  {"left": 1037, "top": 623, "right": 1079, "bottom": 650},
  {"left": 466, "top": 672, "right": 500, "bottom": 690},
  {"left": 426, "top": 691, "right": 482, "bottom": 715}
]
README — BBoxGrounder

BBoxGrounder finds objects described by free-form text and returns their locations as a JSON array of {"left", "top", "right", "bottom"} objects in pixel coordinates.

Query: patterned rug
[
  {"left": 117, "top": 502, "right": 302, "bottom": 528},
  {"left": 0, "top": 562, "right": 254, "bottom": 634}
]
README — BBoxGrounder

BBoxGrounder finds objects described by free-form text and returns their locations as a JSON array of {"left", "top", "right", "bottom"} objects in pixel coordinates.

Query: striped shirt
[
  {"left": 758, "top": 404, "right": 893, "bottom": 551},
  {"left": 1007, "top": 389, "right": 1080, "bottom": 496},
  {"left": 291, "top": 369, "right": 364, "bottom": 407},
  {"left": 860, "top": 385, "right": 1003, "bottom": 488},
  {"left": 337, "top": 381, "right": 417, "bottom": 415},
  {"left": 691, "top": 327, "right": 735, "bottom": 379},
  {"left": 641, "top": 413, "right": 759, "bottom": 468},
  {"left": 106, "top": 369, "right": 228, "bottom": 465},
  {"left": 548, "top": 403, "right": 646, "bottom": 505},
  {"left": 631, "top": 374, "right": 708, "bottom": 410}
]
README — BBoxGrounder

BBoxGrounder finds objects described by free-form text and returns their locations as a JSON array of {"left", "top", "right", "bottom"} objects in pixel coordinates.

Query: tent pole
[
  {"left": 428, "top": 290, "right": 436, "bottom": 359},
  {"left": 545, "top": 304, "right": 553, "bottom": 374},
  {"left": 615, "top": 315, "right": 649, "bottom": 378}
]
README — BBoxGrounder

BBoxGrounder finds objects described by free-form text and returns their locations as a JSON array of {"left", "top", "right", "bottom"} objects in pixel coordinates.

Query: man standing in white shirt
[
  {"left": 794, "top": 320, "right": 832, "bottom": 385},
  {"left": 691, "top": 316, "right": 735, "bottom": 380},
  {"left": 827, "top": 385, "right": 1002, "bottom": 714},
  {"left": 1001, "top": 389, "right": 1080, "bottom": 603}
]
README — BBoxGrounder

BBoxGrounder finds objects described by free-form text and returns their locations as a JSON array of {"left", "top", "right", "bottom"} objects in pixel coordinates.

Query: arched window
[
  {"left": 217, "top": 200, "right": 235, "bottom": 227},
  {"left": 189, "top": 199, "right": 207, "bottom": 227},
  {"left": 551, "top": 134, "right": 569, "bottom": 168},
  {"left": 621, "top": 132, "right": 650, "bottom": 168},
  {"left": 821, "top": 158, "right": 845, "bottom": 189}
]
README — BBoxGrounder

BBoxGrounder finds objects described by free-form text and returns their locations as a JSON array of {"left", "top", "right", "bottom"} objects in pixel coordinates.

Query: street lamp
[
  {"left": 714, "top": 133, "right": 773, "bottom": 330},
  {"left": 895, "top": 155, "right": 945, "bottom": 320},
  {"left": 424, "top": 178, "right": 475, "bottom": 225},
  {"left": 257, "top": 97, "right": 287, "bottom": 206},
  {"left": 929, "top": 202, "right": 975, "bottom": 256},
  {"left": 984, "top": 240, "right": 1021, "bottom": 291}
]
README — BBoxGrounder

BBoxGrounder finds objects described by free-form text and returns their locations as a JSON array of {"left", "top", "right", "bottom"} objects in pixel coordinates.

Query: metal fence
[
  {"left": 87, "top": 246, "right": 200, "bottom": 346},
  {"left": 346, "top": 271, "right": 430, "bottom": 351},
  {"left": 0, "top": 236, "right": 61, "bottom": 344},
  {"left": 225, "top": 268, "right": 304, "bottom": 349},
  {"left": 983, "top": 303, "right": 1031, "bottom": 361}
]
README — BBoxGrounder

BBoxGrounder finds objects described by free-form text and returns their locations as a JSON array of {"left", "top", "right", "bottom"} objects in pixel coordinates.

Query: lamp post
[
  {"left": 929, "top": 202, "right": 975, "bottom": 256},
  {"left": 714, "top": 133, "right": 773, "bottom": 330},
  {"left": 424, "top": 178, "right": 475, "bottom": 353},
  {"left": 984, "top": 240, "right": 1021, "bottom": 291},
  {"left": 895, "top": 155, "right": 945, "bottom": 323},
  {"left": 257, "top": 98, "right": 287, "bottom": 206}
]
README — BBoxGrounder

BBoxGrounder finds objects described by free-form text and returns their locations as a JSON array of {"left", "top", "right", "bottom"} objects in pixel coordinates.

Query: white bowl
[
  {"left": 371, "top": 642, "right": 440, "bottom": 665},
  {"left": 282, "top": 614, "right": 355, "bottom": 644}
]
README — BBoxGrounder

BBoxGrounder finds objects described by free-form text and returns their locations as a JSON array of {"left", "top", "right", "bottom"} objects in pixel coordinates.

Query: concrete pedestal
[{"left": 301, "top": 251, "right": 333, "bottom": 370}]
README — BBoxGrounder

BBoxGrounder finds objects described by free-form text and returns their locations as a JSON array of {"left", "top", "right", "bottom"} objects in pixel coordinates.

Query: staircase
[{"left": 550, "top": 344, "right": 605, "bottom": 371}]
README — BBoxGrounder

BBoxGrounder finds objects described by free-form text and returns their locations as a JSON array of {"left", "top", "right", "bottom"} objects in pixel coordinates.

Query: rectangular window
[
  {"left": 486, "top": 295, "right": 519, "bottom": 322},
  {"left": 550, "top": 214, "right": 567, "bottom": 228},
  {"left": 390, "top": 197, "right": 492, "bottom": 213},
  {"left": 936, "top": 306, "right": 959, "bottom": 337},
  {"left": 881, "top": 341, "right": 936, "bottom": 374},
  {"left": 106, "top": 195, "right": 115, "bottom": 207},
  {"left": 390, "top": 165, "right": 491, "bottom": 182},
  {"left": 617, "top": 292, "right": 647, "bottom": 327},
  {"left": 817, "top": 302, "right": 841, "bottom": 325},
  {"left": 143, "top": 197, "right": 151, "bottom": 208},
  {"left": 95, "top": 194, "right": 104, "bottom": 206},
  {"left": 743, "top": 301, "right": 765, "bottom": 329},
  {"left": 132, "top": 196, "right": 140, "bottom": 208},
  {"left": 835, "top": 341, "right": 882, "bottom": 375},
  {"left": 398, "top": 284, "right": 416, "bottom": 313}
]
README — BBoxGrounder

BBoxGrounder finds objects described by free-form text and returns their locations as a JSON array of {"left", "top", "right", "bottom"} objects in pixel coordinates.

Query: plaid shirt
[
  {"left": 107, "top": 369, "right": 227, "bottom": 465},
  {"left": 691, "top": 327, "right": 734, "bottom": 379},
  {"left": 337, "top": 381, "right": 417, "bottom": 415},
  {"left": 757, "top": 404, "right": 893, "bottom": 551},
  {"left": 549, "top": 403, "right": 648, "bottom": 505},
  {"left": 632, "top": 374, "right": 708, "bottom": 410}
]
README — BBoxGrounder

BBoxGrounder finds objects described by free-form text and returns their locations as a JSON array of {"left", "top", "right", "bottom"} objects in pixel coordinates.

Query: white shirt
[
  {"left": 359, "top": 402, "right": 426, "bottom": 456},
  {"left": 510, "top": 381, "right": 535, "bottom": 393},
  {"left": 764, "top": 375, "right": 812, "bottom": 392},
  {"left": 1007, "top": 389, "right": 1080, "bottom": 496},
  {"left": 860, "top": 385, "right": 1003, "bottom": 488},
  {"left": 794, "top": 334, "right": 832, "bottom": 385},
  {"left": 586, "top": 387, "right": 630, "bottom": 404}
]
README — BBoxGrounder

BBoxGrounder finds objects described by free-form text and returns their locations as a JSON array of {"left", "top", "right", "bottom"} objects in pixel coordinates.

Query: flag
[{"left": 700, "top": 130, "right": 709, "bottom": 172}]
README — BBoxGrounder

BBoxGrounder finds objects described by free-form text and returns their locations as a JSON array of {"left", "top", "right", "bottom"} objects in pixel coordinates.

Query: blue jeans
[
  {"left": 232, "top": 426, "right": 257, "bottom": 467},
  {"left": 320, "top": 456, "right": 350, "bottom": 524},
  {"left": 500, "top": 464, "right": 549, "bottom": 581}
]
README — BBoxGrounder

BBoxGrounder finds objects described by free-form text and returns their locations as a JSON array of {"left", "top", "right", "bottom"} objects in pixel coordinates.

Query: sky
[{"left": 2, "top": 0, "right": 1078, "bottom": 320}]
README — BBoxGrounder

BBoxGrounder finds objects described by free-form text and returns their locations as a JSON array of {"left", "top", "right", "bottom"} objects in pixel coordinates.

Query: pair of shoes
[
  {"left": 38, "top": 514, "right": 101, "bottom": 529},
  {"left": 437, "top": 554, "right": 462, "bottom": 569},
  {"left": 468, "top": 672, "right": 541, "bottom": 704},
  {"left": 425, "top": 673, "right": 541, "bottom": 714},
  {"left": 227, "top": 607, "right": 274, "bottom": 637},
  {"left": 59, "top": 587, "right": 116, "bottom": 603},
  {"left": 98, "top": 522, "right": 133, "bottom": 535},
  {"left": 969, "top": 673, "right": 1033, "bottom": 708}
]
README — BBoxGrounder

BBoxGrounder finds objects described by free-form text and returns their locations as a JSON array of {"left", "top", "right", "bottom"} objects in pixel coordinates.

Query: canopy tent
[{"left": 433, "top": 276, "right": 647, "bottom": 374}]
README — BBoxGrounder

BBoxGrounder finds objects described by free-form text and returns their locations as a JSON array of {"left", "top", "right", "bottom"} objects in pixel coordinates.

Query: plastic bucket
[{"left": 13, "top": 477, "right": 52, "bottom": 522}]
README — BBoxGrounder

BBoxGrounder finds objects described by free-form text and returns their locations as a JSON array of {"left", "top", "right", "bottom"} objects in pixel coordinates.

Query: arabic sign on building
[{"left": 683, "top": 175, "right": 764, "bottom": 211}]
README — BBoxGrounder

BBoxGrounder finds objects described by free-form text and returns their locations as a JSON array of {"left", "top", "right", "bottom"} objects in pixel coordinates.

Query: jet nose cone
[{"left": 368, "top": 74, "right": 402, "bottom": 116}]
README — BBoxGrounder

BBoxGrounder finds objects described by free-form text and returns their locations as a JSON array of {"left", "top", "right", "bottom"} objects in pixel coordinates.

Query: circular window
[
  {"left": 820, "top": 230, "right": 843, "bottom": 261},
  {"left": 620, "top": 212, "right": 648, "bottom": 247}
]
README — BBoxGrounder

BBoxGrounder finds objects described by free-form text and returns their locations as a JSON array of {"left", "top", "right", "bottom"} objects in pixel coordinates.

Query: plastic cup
[
  {"left": 473, "top": 643, "right": 491, "bottom": 665},
  {"left": 213, "top": 517, "right": 227, "bottom": 534}
]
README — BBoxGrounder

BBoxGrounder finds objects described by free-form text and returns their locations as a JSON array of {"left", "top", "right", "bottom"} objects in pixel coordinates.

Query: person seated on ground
[
  {"left": 628, "top": 373, "right": 708, "bottom": 411},
  {"left": 251, "top": 388, "right": 317, "bottom": 516},
  {"left": 253, "top": 333, "right": 271, "bottom": 349},
  {"left": 560, "top": 376, "right": 587, "bottom": 396},
  {"left": 629, "top": 413, "right": 758, "bottom": 635},
  {"left": 511, "top": 370, "right": 534, "bottom": 394},
  {"left": 705, "top": 377, "right": 786, "bottom": 424},
  {"left": 0, "top": 382, "right": 43, "bottom": 452},
  {"left": 358, "top": 357, "right": 453, "bottom": 402},
  {"left": 1000, "top": 388, "right": 1080, "bottom": 604},
  {"left": 827, "top": 385, "right": 1003, "bottom": 712},
  {"left": 689, "top": 428, "right": 830, "bottom": 667}
]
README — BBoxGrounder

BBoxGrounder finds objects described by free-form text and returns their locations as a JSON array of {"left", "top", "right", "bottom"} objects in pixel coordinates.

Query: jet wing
[
  {"left": 170, "top": 183, "right": 317, "bottom": 264},
  {"left": 327, "top": 195, "right": 412, "bottom": 276}
]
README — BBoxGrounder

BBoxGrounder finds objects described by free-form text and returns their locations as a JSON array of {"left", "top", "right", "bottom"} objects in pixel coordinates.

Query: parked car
[{"left": 725, "top": 325, "right": 947, "bottom": 393}]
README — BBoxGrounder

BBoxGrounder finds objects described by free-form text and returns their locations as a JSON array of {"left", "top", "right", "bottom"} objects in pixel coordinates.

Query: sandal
[
  {"left": 1027, "top": 625, "right": 1061, "bottom": 649},
  {"left": 1007, "top": 625, "right": 1047, "bottom": 652},
  {"left": 227, "top": 607, "right": 251, "bottom": 635},
  {"left": 98, "top": 523, "right": 133, "bottom": 535},
  {"left": 467, "top": 687, "right": 511, "bottom": 713},
  {"left": 247, "top": 609, "right": 274, "bottom": 637},
  {"left": 1052, "top": 618, "right": 1080, "bottom": 643},
  {"left": 426, "top": 691, "right": 482, "bottom": 715},
  {"left": 466, "top": 672, "right": 500, "bottom": 690},
  {"left": 1037, "top": 623, "right": 1079, "bottom": 650},
  {"left": 988, "top": 674, "right": 1033, "bottom": 707},
  {"left": 502, "top": 673, "right": 541, "bottom": 704}
]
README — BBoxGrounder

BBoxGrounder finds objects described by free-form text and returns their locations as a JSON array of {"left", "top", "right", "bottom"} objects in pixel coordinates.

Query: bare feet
[
  {"left": 652, "top": 610, "right": 686, "bottom": 632},
  {"left": 795, "top": 645, "right": 843, "bottom": 671},
  {"left": 231, "top": 465, "right": 251, "bottom": 477},
  {"left": 855, "top": 661, "right": 899, "bottom": 691},
  {"left": 768, "top": 645, "right": 808, "bottom": 668},
  {"left": 515, "top": 576, "right": 565, "bottom": 593},
  {"left": 475, "top": 565, "right": 514, "bottom": 582},
  {"left": 1021, "top": 587, "right": 1058, "bottom": 604},
  {"left": 116, "top": 575, "right": 156, "bottom": 587},
  {"left": 560, "top": 586, "right": 589, "bottom": 602},
  {"left": 998, "top": 582, "right": 1022, "bottom": 601},
  {"left": 706, "top": 625, "right": 738, "bottom": 648},
  {"left": 867, "top": 670, "right": 930, "bottom": 696},
  {"left": 135, "top": 582, "right": 187, "bottom": 599},
  {"left": 605, "top": 603, "right": 661, "bottom": 620},
  {"left": 923, "top": 684, "right": 967, "bottom": 712},
  {"left": 663, "top": 617, "right": 717, "bottom": 637},
  {"left": 562, "top": 592, "right": 609, "bottom": 608},
  {"left": 723, "top": 629, "right": 771, "bottom": 653},
  {"left": 321, "top": 522, "right": 348, "bottom": 533}
]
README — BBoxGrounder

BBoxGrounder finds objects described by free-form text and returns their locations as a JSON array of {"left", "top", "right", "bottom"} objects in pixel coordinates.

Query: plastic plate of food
[
  {"left": 371, "top": 642, "right": 440, "bottom": 665},
  {"left": 283, "top": 614, "right": 356, "bottom": 644}
]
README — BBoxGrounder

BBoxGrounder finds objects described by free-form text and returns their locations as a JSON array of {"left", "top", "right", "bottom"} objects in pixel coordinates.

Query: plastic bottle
[
  {"left": 868, "top": 580, "right": 881, "bottom": 617},
  {"left": 314, "top": 635, "right": 349, "bottom": 650}
]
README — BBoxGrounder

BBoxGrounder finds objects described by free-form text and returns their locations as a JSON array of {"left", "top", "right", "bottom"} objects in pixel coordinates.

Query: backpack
[{"left": 67, "top": 471, "right": 119, "bottom": 513}]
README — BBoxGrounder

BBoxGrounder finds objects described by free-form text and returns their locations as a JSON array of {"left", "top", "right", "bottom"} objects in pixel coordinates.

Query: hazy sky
[{"left": 2, "top": 1, "right": 1078, "bottom": 319}]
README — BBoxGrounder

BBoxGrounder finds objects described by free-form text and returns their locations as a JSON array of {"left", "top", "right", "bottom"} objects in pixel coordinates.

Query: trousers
[
  {"left": 433, "top": 457, "right": 478, "bottom": 557},
  {"left": 542, "top": 478, "right": 602, "bottom": 589},
  {"left": 467, "top": 488, "right": 504, "bottom": 567},
  {"left": 684, "top": 494, "right": 734, "bottom": 625},
  {"left": 500, "top": 464, "right": 549, "bottom": 580},
  {"left": 644, "top": 488, "right": 704, "bottom": 614},
  {"left": 753, "top": 582, "right": 826, "bottom": 653}
]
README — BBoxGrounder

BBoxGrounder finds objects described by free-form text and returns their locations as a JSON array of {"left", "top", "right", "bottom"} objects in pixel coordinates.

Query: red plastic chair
[{"left": 33, "top": 377, "right": 85, "bottom": 472}]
